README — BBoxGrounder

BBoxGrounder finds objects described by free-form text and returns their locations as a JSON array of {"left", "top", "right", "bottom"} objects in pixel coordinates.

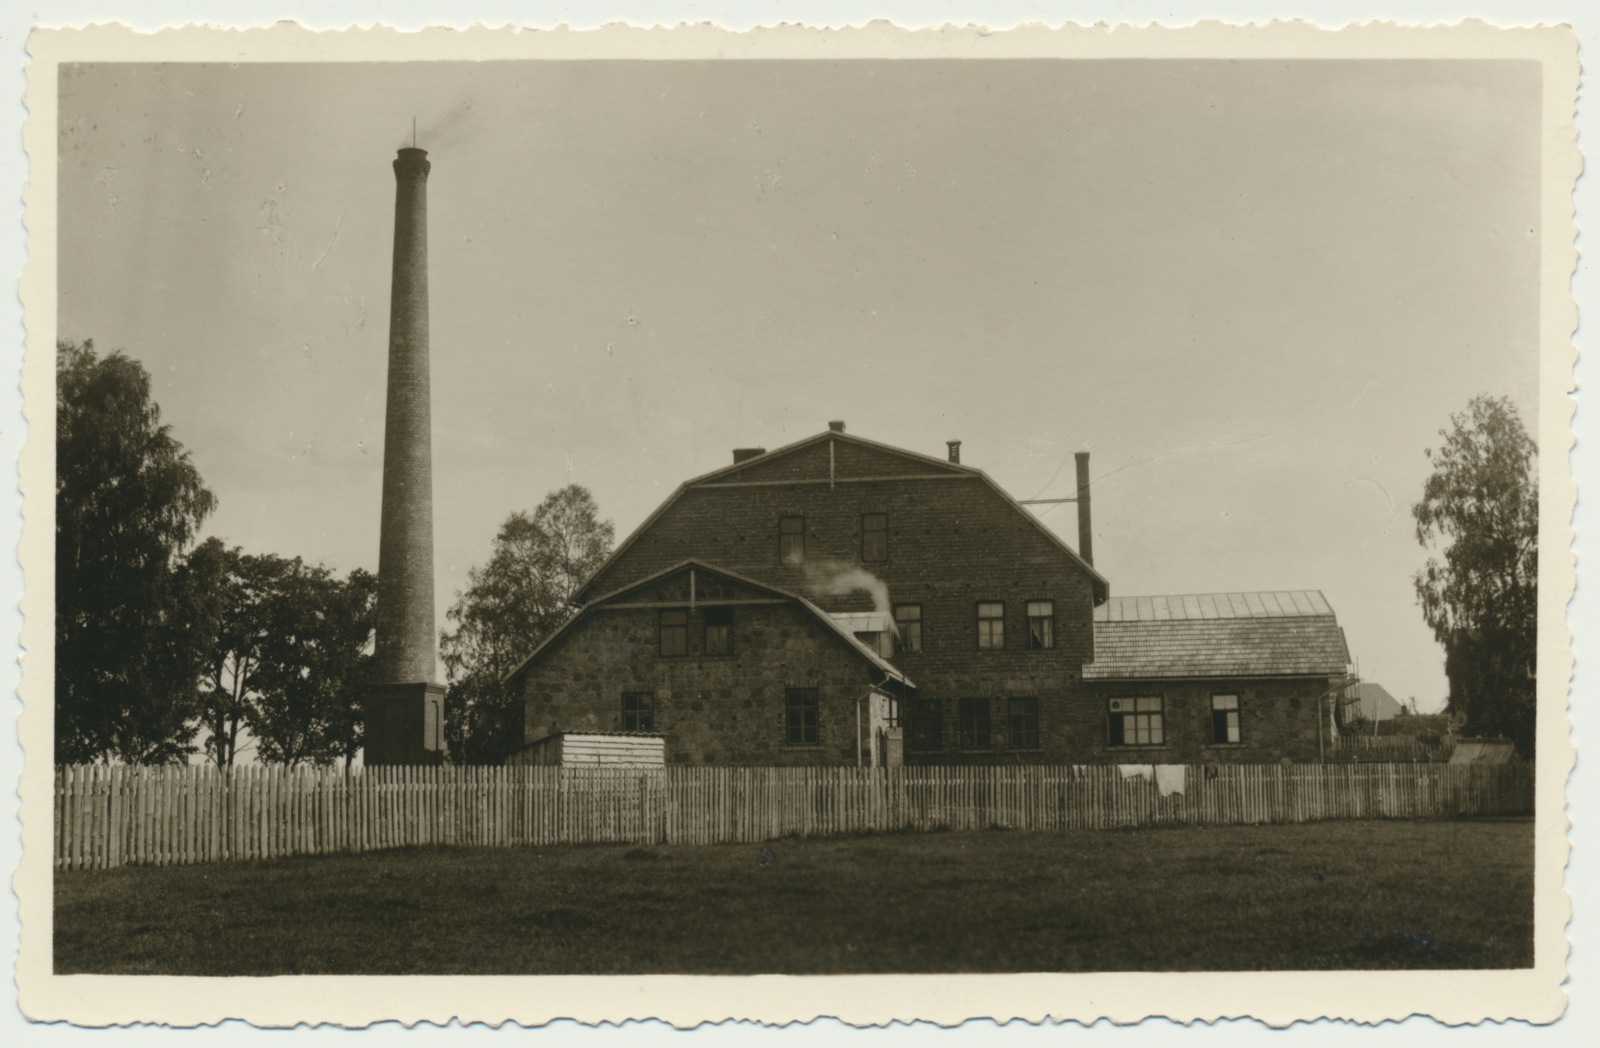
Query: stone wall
[
  {"left": 1081, "top": 677, "right": 1333, "bottom": 764},
  {"left": 520, "top": 599, "right": 893, "bottom": 766}
]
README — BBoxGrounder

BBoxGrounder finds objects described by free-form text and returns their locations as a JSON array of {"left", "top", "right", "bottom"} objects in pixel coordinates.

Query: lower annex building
[{"left": 504, "top": 425, "right": 1354, "bottom": 766}]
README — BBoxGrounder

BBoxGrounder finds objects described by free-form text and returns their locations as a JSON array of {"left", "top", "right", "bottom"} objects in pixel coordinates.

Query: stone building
[
  {"left": 506, "top": 560, "right": 913, "bottom": 766},
  {"left": 506, "top": 424, "right": 1354, "bottom": 765},
  {"left": 1083, "top": 592, "right": 1352, "bottom": 764}
]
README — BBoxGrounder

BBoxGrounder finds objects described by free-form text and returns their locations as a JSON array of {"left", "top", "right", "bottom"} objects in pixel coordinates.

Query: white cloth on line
[
  {"left": 1118, "top": 764, "right": 1154, "bottom": 781},
  {"left": 1155, "top": 764, "right": 1186, "bottom": 797}
]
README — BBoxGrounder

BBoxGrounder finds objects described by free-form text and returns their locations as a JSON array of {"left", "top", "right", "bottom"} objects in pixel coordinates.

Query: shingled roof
[{"left": 1084, "top": 591, "right": 1351, "bottom": 680}]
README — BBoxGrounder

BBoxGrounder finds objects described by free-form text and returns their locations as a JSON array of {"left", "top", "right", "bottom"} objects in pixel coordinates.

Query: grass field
[{"left": 54, "top": 818, "right": 1533, "bottom": 974}]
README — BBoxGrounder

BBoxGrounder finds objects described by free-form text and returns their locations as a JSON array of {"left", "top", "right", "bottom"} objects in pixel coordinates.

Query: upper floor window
[
  {"left": 861, "top": 513, "right": 888, "bottom": 562},
  {"left": 659, "top": 609, "right": 688, "bottom": 657},
  {"left": 622, "top": 691, "right": 654, "bottom": 732},
  {"left": 704, "top": 607, "right": 733, "bottom": 656},
  {"left": 1007, "top": 697, "right": 1040, "bottom": 749},
  {"left": 1212, "top": 694, "right": 1242, "bottom": 744},
  {"left": 780, "top": 516, "right": 805, "bottom": 565},
  {"left": 1109, "top": 696, "right": 1164, "bottom": 747},
  {"left": 958, "top": 698, "right": 992, "bottom": 749},
  {"left": 894, "top": 604, "right": 922, "bottom": 653},
  {"left": 977, "top": 602, "right": 1005, "bottom": 650},
  {"left": 785, "top": 687, "right": 820, "bottom": 746},
  {"left": 1027, "top": 601, "right": 1054, "bottom": 649}
]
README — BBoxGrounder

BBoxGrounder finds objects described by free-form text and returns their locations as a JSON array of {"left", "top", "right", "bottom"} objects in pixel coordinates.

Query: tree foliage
[
  {"left": 188, "top": 539, "right": 376, "bottom": 769},
  {"left": 249, "top": 562, "right": 377, "bottom": 768},
  {"left": 441, "top": 485, "right": 614, "bottom": 764},
  {"left": 56, "top": 340, "right": 217, "bottom": 764},
  {"left": 1412, "top": 395, "right": 1538, "bottom": 756}
]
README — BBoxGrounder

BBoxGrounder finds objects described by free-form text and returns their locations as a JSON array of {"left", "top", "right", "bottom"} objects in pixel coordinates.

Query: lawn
[{"left": 54, "top": 818, "right": 1534, "bottom": 974}]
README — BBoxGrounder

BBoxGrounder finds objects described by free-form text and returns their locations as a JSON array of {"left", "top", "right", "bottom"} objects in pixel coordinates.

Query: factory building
[{"left": 507, "top": 423, "right": 1354, "bottom": 765}]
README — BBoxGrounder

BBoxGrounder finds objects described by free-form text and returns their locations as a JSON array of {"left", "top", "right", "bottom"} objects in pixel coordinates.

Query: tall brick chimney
[
  {"left": 1074, "top": 451, "right": 1094, "bottom": 566},
  {"left": 366, "top": 146, "right": 446, "bottom": 766}
]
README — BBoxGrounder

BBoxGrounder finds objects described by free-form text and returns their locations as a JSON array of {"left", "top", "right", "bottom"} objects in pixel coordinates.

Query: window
[
  {"left": 1007, "top": 697, "right": 1040, "bottom": 749},
  {"left": 1109, "top": 697, "right": 1164, "bottom": 747},
  {"left": 1027, "top": 601, "right": 1054, "bottom": 650},
  {"left": 780, "top": 516, "right": 805, "bottom": 565},
  {"left": 785, "top": 687, "right": 820, "bottom": 746},
  {"left": 659, "top": 609, "right": 687, "bottom": 657},
  {"left": 958, "top": 698, "right": 992, "bottom": 749},
  {"left": 861, "top": 513, "right": 888, "bottom": 562},
  {"left": 977, "top": 602, "right": 1005, "bottom": 650},
  {"left": 908, "top": 698, "right": 942, "bottom": 751},
  {"left": 1211, "top": 694, "right": 1241, "bottom": 744},
  {"left": 704, "top": 607, "right": 733, "bottom": 656},
  {"left": 622, "top": 691, "right": 654, "bottom": 732},
  {"left": 894, "top": 604, "right": 923, "bottom": 653}
]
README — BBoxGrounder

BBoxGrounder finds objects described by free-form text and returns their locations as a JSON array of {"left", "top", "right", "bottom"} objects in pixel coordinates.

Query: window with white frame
[
  {"left": 1027, "top": 601, "right": 1054, "bottom": 649},
  {"left": 1109, "top": 696, "right": 1164, "bottom": 746},
  {"left": 1211, "top": 694, "right": 1241, "bottom": 744},
  {"left": 977, "top": 602, "right": 1005, "bottom": 650}
]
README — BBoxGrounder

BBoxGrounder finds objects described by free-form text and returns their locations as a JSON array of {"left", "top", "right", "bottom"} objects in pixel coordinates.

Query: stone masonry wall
[
  {"left": 1082, "top": 677, "right": 1332, "bottom": 764},
  {"left": 521, "top": 600, "right": 891, "bottom": 766}
]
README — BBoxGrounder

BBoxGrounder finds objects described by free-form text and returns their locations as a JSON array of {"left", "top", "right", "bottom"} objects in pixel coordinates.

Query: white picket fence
[{"left": 53, "top": 761, "right": 1534, "bottom": 871}]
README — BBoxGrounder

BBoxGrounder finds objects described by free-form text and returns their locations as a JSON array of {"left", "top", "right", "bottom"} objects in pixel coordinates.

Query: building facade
[
  {"left": 1083, "top": 592, "right": 1352, "bottom": 763},
  {"left": 558, "top": 426, "right": 1107, "bottom": 765},
  {"left": 507, "top": 561, "right": 913, "bottom": 766},
  {"left": 509, "top": 425, "right": 1354, "bottom": 766}
]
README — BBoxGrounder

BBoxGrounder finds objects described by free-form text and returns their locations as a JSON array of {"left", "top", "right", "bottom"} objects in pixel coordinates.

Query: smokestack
[
  {"left": 946, "top": 440, "right": 961, "bottom": 464},
  {"left": 1074, "top": 451, "right": 1093, "bottom": 565},
  {"left": 829, "top": 420, "right": 846, "bottom": 433},
  {"left": 367, "top": 146, "right": 446, "bottom": 766},
  {"left": 732, "top": 447, "right": 767, "bottom": 464}
]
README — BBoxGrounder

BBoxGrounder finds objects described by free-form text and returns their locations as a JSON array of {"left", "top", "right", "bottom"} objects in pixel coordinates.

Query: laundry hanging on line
[{"left": 1154, "top": 764, "right": 1186, "bottom": 797}]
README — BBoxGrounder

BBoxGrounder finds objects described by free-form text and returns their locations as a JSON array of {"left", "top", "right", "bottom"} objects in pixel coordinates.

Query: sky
[{"left": 56, "top": 58, "right": 1542, "bottom": 712}]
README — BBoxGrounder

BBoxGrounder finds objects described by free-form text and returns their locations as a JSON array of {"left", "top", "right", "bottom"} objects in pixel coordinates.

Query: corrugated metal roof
[
  {"left": 1085, "top": 592, "right": 1349, "bottom": 680},
  {"left": 1094, "top": 590, "right": 1333, "bottom": 622}
]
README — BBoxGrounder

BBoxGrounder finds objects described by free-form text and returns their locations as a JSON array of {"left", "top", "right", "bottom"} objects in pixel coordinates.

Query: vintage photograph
[{"left": 16, "top": 21, "right": 1577, "bottom": 1029}]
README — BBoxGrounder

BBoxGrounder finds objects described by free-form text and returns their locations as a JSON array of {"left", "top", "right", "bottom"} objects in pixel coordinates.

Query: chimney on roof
[
  {"left": 732, "top": 447, "right": 766, "bottom": 464},
  {"left": 946, "top": 440, "right": 962, "bottom": 464},
  {"left": 1074, "top": 451, "right": 1094, "bottom": 566},
  {"left": 828, "top": 420, "right": 846, "bottom": 433}
]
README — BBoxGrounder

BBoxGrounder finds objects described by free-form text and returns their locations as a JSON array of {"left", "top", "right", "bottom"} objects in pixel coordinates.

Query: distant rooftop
[{"left": 1094, "top": 591, "right": 1333, "bottom": 623}]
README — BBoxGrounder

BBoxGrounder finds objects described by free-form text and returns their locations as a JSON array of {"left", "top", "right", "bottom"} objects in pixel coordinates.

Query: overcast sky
[{"left": 57, "top": 58, "right": 1541, "bottom": 711}]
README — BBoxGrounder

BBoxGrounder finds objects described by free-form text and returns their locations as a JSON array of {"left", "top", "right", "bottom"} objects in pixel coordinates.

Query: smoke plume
[{"left": 806, "top": 562, "right": 898, "bottom": 636}]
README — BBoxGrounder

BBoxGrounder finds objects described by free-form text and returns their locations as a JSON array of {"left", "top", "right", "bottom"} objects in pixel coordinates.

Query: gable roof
[
  {"left": 505, "top": 558, "right": 914, "bottom": 688},
  {"left": 572, "top": 429, "right": 1109, "bottom": 604},
  {"left": 1085, "top": 591, "right": 1350, "bottom": 680}
]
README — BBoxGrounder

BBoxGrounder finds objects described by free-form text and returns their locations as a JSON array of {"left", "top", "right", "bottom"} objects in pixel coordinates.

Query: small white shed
[{"left": 505, "top": 731, "right": 667, "bottom": 768}]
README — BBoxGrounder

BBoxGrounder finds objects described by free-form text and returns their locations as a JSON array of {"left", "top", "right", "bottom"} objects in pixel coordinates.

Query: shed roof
[
  {"left": 831, "top": 611, "right": 893, "bottom": 634},
  {"left": 1085, "top": 591, "right": 1350, "bottom": 680}
]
